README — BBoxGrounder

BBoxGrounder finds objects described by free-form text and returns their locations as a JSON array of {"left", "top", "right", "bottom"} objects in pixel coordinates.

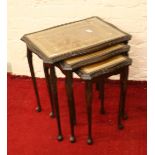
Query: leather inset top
[
  {"left": 21, "top": 16, "right": 131, "bottom": 63},
  {"left": 76, "top": 55, "right": 132, "bottom": 80},
  {"left": 60, "top": 43, "right": 129, "bottom": 70}
]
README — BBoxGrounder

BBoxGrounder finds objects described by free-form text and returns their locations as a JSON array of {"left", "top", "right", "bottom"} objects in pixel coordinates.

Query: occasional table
[{"left": 21, "top": 16, "right": 131, "bottom": 142}]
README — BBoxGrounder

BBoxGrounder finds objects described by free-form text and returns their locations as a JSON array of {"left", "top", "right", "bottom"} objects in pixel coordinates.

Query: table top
[
  {"left": 21, "top": 16, "right": 131, "bottom": 63},
  {"left": 76, "top": 55, "right": 132, "bottom": 80}
]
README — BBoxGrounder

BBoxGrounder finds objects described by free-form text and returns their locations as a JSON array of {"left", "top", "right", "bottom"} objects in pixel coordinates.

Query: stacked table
[{"left": 21, "top": 16, "right": 132, "bottom": 144}]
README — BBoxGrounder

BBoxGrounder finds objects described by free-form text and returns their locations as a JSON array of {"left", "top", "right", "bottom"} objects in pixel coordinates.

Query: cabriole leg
[
  {"left": 50, "top": 65, "right": 63, "bottom": 141},
  {"left": 85, "top": 80, "right": 93, "bottom": 145},
  {"left": 65, "top": 71, "right": 76, "bottom": 143},
  {"left": 43, "top": 63, "right": 55, "bottom": 118},
  {"left": 27, "top": 48, "right": 41, "bottom": 112},
  {"left": 118, "top": 67, "right": 129, "bottom": 129}
]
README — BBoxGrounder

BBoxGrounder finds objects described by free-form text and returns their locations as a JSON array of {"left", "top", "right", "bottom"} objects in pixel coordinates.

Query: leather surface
[
  {"left": 63, "top": 44, "right": 128, "bottom": 65},
  {"left": 21, "top": 16, "right": 131, "bottom": 63},
  {"left": 80, "top": 55, "right": 128, "bottom": 73}
]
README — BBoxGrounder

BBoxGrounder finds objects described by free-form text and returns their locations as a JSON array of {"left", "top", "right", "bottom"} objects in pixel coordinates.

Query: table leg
[
  {"left": 43, "top": 63, "right": 55, "bottom": 118},
  {"left": 27, "top": 48, "right": 41, "bottom": 112},
  {"left": 49, "top": 65, "right": 63, "bottom": 141},
  {"left": 99, "top": 79, "right": 105, "bottom": 114},
  {"left": 85, "top": 80, "right": 93, "bottom": 145},
  {"left": 120, "top": 67, "right": 129, "bottom": 120},
  {"left": 118, "top": 67, "right": 129, "bottom": 129},
  {"left": 65, "top": 71, "right": 76, "bottom": 143},
  {"left": 65, "top": 71, "right": 76, "bottom": 125}
]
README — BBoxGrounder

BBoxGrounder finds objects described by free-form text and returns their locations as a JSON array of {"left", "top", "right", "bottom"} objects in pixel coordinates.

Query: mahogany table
[
  {"left": 21, "top": 16, "right": 131, "bottom": 142},
  {"left": 75, "top": 55, "right": 132, "bottom": 144}
]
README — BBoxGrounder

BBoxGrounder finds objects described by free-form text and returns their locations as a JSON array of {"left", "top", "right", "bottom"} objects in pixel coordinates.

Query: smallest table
[{"left": 75, "top": 55, "right": 132, "bottom": 144}]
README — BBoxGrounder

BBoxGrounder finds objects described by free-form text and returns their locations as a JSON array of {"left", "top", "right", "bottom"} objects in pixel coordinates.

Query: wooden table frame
[{"left": 83, "top": 65, "right": 129, "bottom": 144}]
